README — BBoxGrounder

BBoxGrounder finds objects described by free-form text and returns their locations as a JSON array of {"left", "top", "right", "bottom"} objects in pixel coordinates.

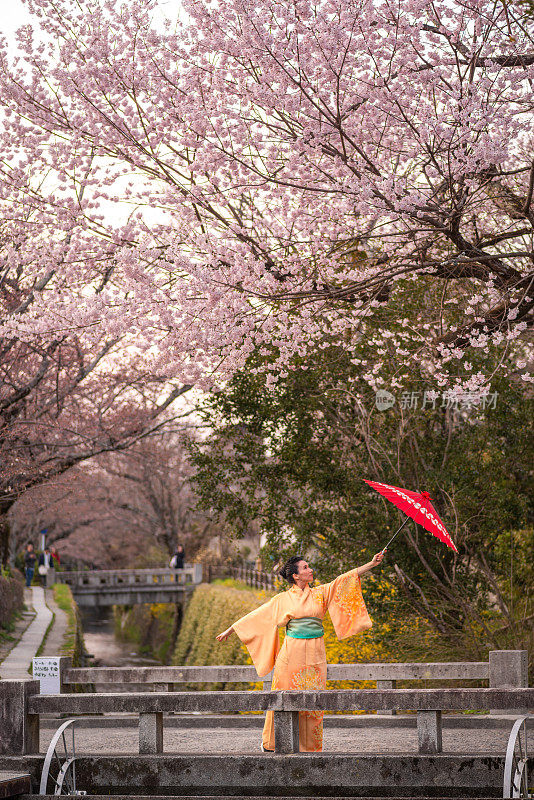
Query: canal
[{"left": 80, "top": 606, "right": 161, "bottom": 668}]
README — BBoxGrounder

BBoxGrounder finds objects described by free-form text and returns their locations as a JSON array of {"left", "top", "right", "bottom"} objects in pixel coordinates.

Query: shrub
[
  {"left": 0, "top": 572, "right": 24, "bottom": 629},
  {"left": 172, "top": 582, "right": 273, "bottom": 689}
]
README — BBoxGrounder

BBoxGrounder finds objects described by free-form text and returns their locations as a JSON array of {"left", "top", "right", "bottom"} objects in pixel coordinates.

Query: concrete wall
[{"left": 0, "top": 753, "right": 513, "bottom": 797}]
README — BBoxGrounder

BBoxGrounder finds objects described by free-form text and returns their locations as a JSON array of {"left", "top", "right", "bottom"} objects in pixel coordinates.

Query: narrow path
[{"left": 0, "top": 587, "right": 53, "bottom": 680}]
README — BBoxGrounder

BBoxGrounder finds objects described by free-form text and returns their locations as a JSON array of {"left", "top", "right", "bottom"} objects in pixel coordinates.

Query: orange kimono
[{"left": 232, "top": 568, "right": 372, "bottom": 752}]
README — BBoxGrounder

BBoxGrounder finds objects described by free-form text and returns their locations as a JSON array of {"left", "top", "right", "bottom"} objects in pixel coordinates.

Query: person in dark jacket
[
  {"left": 24, "top": 543, "right": 37, "bottom": 587},
  {"left": 170, "top": 544, "right": 185, "bottom": 570}
]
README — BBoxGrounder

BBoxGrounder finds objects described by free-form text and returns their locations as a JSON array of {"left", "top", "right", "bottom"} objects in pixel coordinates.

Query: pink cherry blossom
[{"left": 0, "top": 0, "right": 530, "bottom": 401}]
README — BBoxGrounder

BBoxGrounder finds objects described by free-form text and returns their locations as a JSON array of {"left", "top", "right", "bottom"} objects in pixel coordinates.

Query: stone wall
[{"left": 52, "top": 583, "right": 89, "bottom": 668}]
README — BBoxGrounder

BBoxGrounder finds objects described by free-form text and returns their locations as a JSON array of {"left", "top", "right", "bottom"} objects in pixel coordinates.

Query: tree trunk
[
  {"left": 168, "top": 602, "right": 183, "bottom": 663},
  {"left": 0, "top": 497, "right": 14, "bottom": 567}
]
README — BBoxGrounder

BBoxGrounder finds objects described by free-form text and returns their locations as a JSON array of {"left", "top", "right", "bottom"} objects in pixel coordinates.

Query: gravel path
[{"left": 39, "top": 721, "right": 533, "bottom": 755}]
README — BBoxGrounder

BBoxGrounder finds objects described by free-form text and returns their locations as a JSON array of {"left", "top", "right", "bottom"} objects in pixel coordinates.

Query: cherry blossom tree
[
  {"left": 90, "top": 436, "right": 219, "bottom": 559},
  {"left": 0, "top": 332, "right": 192, "bottom": 564},
  {"left": 9, "top": 433, "right": 216, "bottom": 568},
  {"left": 0, "top": 0, "right": 531, "bottom": 397},
  {"left": 10, "top": 469, "right": 145, "bottom": 568},
  {"left": 0, "top": 168, "right": 193, "bottom": 563}
]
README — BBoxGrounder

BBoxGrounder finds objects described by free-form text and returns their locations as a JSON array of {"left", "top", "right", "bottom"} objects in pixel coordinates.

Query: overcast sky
[
  {"left": 2, "top": 2, "right": 32, "bottom": 38},
  {"left": 1, "top": 0, "right": 182, "bottom": 43}
]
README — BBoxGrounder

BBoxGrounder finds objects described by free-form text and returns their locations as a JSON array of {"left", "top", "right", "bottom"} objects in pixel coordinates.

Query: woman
[{"left": 216, "top": 551, "right": 385, "bottom": 752}]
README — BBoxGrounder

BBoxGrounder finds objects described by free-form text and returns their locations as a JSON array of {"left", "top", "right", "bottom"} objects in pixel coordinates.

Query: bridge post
[
  {"left": 376, "top": 679, "right": 397, "bottom": 715},
  {"left": 417, "top": 710, "right": 442, "bottom": 753},
  {"left": 274, "top": 711, "right": 299, "bottom": 753},
  {"left": 139, "top": 712, "right": 164, "bottom": 754},
  {"left": 489, "top": 650, "right": 528, "bottom": 714},
  {"left": 58, "top": 656, "right": 73, "bottom": 692},
  {"left": 37, "top": 656, "right": 72, "bottom": 693},
  {"left": 0, "top": 680, "right": 40, "bottom": 755},
  {"left": 262, "top": 670, "right": 273, "bottom": 691}
]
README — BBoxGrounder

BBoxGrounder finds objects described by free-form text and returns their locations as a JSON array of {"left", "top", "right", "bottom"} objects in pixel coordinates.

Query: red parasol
[{"left": 364, "top": 479, "right": 458, "bottom": 553}]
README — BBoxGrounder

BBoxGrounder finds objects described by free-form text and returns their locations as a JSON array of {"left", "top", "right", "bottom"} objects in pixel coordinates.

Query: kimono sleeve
[
  {"left": 321, "top": 568, "right": 372, "bottom": 640},
  {"left": 232, "top": 596, "right": 281, "bottom": 677}
]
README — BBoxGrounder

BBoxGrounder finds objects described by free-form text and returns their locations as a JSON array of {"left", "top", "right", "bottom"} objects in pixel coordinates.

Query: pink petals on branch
[{"left": 0, "top": 0, "right": 531, "bottom": 388}]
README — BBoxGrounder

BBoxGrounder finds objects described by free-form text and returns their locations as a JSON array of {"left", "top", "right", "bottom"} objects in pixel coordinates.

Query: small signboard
[{"left": 32, "top": 657, "right": 61, "bottom": 694}]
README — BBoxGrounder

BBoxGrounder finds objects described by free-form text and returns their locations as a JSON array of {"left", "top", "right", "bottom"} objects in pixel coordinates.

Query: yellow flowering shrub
[{"left": 172, "top": 582, "right": 276, "bottom": 690}]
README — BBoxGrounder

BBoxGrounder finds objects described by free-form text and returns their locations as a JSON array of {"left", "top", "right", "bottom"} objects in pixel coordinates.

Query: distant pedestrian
[
  {"left": 24, "top": 543, "right": 37, "bottom": 588},
  {"left": 38, "top": 547, "right": 53, "bottom": 588},
  {"left": 50, "top": 546, "right": 61, "bottom": 565},
  {"left": 169, "top": 544, "right": 185, "bottom": 570}
]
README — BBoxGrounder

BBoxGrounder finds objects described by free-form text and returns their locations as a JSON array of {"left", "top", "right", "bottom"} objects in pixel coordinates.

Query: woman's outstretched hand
[
  {"left": 371, "top": 550, "right": 386, "bottom": 567},
  {"left": 216, "top": 626, "right": 234, "bottom": 642}
]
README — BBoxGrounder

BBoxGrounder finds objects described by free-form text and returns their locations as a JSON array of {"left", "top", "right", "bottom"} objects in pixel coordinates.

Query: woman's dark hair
[{"left": 279, "top": 555, "right": 304, "bottom": 585}]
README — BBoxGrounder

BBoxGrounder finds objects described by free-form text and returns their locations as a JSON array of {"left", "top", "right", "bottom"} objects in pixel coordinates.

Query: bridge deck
[
  {"left": 18, "top": 796, "right": 509, "bottom": 800},
  {"left": 37, "top": 715, "right": 534, "bottom": 755}
]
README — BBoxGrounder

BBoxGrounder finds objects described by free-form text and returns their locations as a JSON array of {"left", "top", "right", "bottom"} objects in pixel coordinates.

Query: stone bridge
[
  {"left": 53, "top": 565, "right": 203, "bottom": 606},
  {"left": 0, "top": 650, "right": 531, "bottom": 797}
]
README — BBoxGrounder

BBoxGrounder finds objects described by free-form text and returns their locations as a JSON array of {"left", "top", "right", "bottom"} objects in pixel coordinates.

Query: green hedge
[{"left": 171, "top": 582, "right": 273, "bottom": 689}]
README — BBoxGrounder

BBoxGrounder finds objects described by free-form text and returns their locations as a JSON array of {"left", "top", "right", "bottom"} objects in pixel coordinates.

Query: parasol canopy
[{"left": 364, "top": 479, "right": 458, "bottom": 553}]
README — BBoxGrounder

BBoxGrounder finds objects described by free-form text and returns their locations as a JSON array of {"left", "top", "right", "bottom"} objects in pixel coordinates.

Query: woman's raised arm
[{"left": 356, "top": 550, "right": 386, "bottom": 577}]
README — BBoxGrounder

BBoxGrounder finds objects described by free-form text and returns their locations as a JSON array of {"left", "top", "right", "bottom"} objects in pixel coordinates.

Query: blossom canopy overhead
[{"left": 0, "top": 0, "right": 532, "bottom": 391}]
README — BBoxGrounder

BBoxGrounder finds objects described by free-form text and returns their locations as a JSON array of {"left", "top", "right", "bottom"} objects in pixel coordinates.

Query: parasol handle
[{"left": 380, "top": 515, "right": 411, "bottom": 554}]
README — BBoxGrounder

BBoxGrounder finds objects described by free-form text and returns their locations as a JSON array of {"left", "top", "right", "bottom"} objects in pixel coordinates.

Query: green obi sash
[{"left": 286, "top": 617, "right": 324, "bottom": 639}]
